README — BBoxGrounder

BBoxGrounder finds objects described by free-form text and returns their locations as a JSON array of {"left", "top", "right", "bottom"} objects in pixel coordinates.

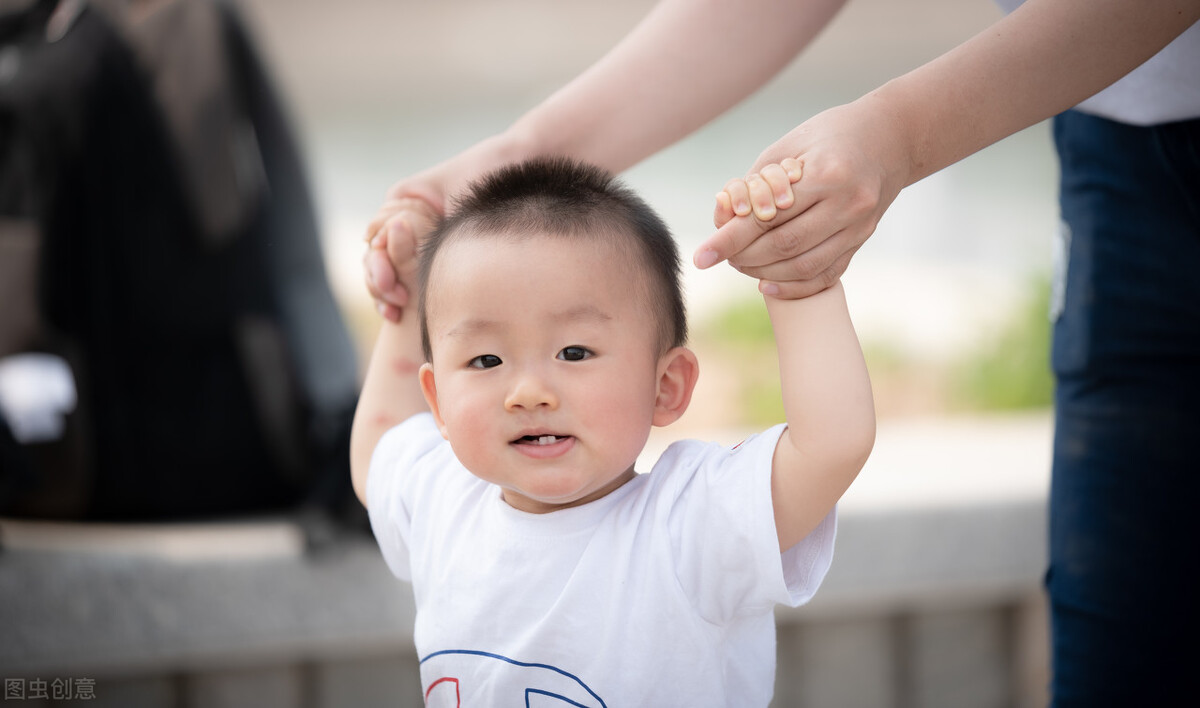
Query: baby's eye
[
  {"left": 557, "top": 346, "right": 593, "bottom": 362},
  {"left": 468, "top": 354, "right": 503, "bottom": 369}
]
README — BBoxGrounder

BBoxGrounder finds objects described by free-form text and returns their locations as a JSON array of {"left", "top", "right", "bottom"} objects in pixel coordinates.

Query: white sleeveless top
[{"left": 994, "top": 0, "right": 1200, "bottom": 125}]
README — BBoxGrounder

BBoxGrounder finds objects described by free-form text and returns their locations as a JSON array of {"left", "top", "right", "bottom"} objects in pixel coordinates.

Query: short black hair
[{"left": 417, "top": 157, "right": 687, "bottom": 361}]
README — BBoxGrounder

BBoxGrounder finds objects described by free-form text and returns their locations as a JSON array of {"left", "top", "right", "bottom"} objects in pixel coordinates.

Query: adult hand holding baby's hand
[
  {"left": 363, "top": 193, "right": 441, "bottom": 322},
  {"left": 696, "top": 99, "right": 912, "bottom": 298},
  {"left": 363, "top": 135, "right": 531, "bottom": 320}
]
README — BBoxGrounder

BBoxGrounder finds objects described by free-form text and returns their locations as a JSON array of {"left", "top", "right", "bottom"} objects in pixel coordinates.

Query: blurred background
[
  {"left": 245, "top": 0, "right": 1056, "bottom": 425},
  {"left": 2, "top": 0, "right": 1057, "bottom": 705}
]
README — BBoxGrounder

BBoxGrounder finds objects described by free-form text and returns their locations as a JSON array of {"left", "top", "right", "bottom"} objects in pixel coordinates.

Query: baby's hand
[
  {"left": 363, "top": 196, "right": 440, "bottom": 322},
  {"left": 714, "top": 158, "right": 803, "bottom": 228}
]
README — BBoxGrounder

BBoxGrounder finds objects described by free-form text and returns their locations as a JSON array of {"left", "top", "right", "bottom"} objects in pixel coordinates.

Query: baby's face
[{"left": 420, "top": 231, "right": 664, "bottom": 513}]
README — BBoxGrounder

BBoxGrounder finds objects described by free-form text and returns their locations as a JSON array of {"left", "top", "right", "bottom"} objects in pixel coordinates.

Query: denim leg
[{"left": 1049, "top": 110, "right": 1200, "bottom": 706}]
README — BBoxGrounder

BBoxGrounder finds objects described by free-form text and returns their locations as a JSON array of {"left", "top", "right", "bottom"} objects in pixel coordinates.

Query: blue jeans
[{"left": 1049, "top": 110, "right": 1200, "bottom": 705}]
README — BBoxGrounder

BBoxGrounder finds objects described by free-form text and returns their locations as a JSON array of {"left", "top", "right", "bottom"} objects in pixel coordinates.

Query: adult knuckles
[
  {"left": 809, "top": 155, "right": 883, "bottom": 215},
  {"left": 784, "top": 254, "right": 827, "bottom": 282},
  {"left": 809, "top": 152, "right": 855, "bottom": 187},
  {"left": 845, "top": 183, "right": 882, "bottom": 218},
  {"left": 771, "top": 278, "right": 825, "bottom": 300},
  {"left": 815, "top": 266, "right": 840, "bottom": 291},
  {"left": 720, "top": 217, "right": 769, "bottom": 257},
  {"left": 765, "top": 223, "right": 808, "bottom": 261}
]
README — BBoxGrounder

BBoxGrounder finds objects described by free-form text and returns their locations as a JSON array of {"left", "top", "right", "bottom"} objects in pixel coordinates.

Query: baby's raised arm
[
  {"left": 718, "top": 165, "right": 875, "bottom": 552},
  {"left": 350, "top": 203, "right": 440, "bottom": 506}
]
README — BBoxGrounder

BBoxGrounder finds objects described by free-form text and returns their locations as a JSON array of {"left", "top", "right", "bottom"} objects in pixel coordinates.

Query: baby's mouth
[{"left": 513, "top": 434, "right": 571, "bottom": 446}]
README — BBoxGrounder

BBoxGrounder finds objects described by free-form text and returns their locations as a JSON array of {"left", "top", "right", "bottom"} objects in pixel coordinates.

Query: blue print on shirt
[{"left": 420, "top": 649, "right": 606, "bottom": 707}]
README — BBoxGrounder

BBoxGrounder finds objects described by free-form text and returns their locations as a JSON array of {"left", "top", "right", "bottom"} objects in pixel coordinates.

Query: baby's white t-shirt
[{"left": 368, "top": 413, "right": 836, "bottom": 707}]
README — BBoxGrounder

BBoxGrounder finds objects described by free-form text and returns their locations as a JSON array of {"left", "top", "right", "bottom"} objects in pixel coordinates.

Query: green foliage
[
  {"left": 860, "top": 339, "right": 911, "bottom": 377},
  {"left": 698, "top": 296, "right": 783, "bottom": 427},
  {"left": 951, "top": 276, "right": 1055, "bottom": 411},
  {"left": 743, "top": 381, "right": 786, "bottom": 426},
  {"left": 698, "top": 275, "right": 1055, "bottom": 424},
  {"left": 705, "top": 297, "right": 775, "bottom": 348}
]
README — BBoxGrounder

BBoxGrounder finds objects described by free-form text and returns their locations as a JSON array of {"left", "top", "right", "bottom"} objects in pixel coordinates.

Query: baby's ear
[
  {"left": 652, "top": 347, "right": 700, "bottom": 427},
  {"left": 419, "top": 363, "right": 450, "bottom": 440}
]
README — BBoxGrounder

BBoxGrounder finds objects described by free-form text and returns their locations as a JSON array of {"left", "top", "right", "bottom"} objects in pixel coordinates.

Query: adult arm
[
  {"left": 365, "top": 0, "right": 850, "bottom": 319},
  {"left": 696, "top": 0, "right": 1200, "bottom": 297}
]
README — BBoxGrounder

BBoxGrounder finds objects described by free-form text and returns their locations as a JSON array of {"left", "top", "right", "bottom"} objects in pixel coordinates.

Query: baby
[{"left": 350, "top": 157, "right": 874, "bottom": 706}]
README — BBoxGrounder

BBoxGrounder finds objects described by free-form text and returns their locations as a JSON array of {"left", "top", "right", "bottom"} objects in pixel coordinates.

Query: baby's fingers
[
  {"left": 713, "top": 157, "right": 804, "bottom": 232},
  {"left": 365, "top": 205, "right": 396, "bottom": 249},
  {"left": 780, "top": 157, "right": 803, "bottom": 183},
  {"left": 723, "top": 178, "right": 753, "bottom": 217},
  {"left": 759, "top": 163, "right": 795, "bottom": 210},
  {"left": 745, "top": 174, "right": 778, "bottom": 221}
]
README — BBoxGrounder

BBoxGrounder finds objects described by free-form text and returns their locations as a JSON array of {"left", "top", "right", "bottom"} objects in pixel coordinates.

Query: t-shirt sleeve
[
  {"left": 365, "top": 412, "right": 443, "bottom": 582},
  {"left": 666, "top": 424, "right": 837, "bottom": 624}
]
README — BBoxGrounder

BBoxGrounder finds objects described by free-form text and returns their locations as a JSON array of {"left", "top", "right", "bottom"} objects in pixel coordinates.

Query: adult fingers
[
  {"left": 757, "top": 248, "right": 858, "bottom": 300},
  {"left": 695, "top": 213, "right": 769, "bottom": 269},
  {"left": 694, "top": 187, "right": 820, "bottom": 269},
  {"left": 365, "top": 200, "right": 399, "bottom": 246},
  {"left": 363, "top": 197, "right": 441, "bottom": 316},
  {"left": 733, "top": 225, "right": 860, "bottom": 283},
  {"left": 362, "top": 218, "right": 408, "bottom": 309},
  {"left": 713, "top": 191, "right": 736, "bottom": 229},
  {"left": 729, "top": 174, "right": 882, "bottom": 270},
  {"left": 363, "top": 248, "right": 406, "bottom": 321},
  {"left": 385, "top": 199, "right": 440, "bottom": 281},
  {"left": 362, "top": 198, "right": 409, "bottom": 305}
]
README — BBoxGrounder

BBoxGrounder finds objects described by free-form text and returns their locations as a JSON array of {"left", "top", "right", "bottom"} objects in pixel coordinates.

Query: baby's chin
[
  {"left": 502, "top": 471, "right": 635, "bottom": 514},
  {"left": 500, "top": 487, "right": 595, "bottom": 514},
  {"left": 500, "top": 489, "right": 579, "bottom": 514}
]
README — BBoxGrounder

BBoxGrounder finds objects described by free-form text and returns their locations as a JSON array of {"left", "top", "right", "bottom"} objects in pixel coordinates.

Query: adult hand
[
  {"left": 362, "top": 135, "right": 524, "bottom": 321},
  {"left": 363, "top": 193, "right": 440, "bottom": 322},
  {"left": 695, "top": 97, "right": 913, "bottom": 298}
]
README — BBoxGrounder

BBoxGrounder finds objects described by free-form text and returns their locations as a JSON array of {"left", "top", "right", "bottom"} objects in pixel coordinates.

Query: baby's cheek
[
  {"left": 445, "top": 416, "right": 490, "bottom": 471},
  {"left": 591, "top": 386, "right": 654, "bottom": 454},
  {"left": 440, "top": 397, "right": 489, "bottom": 453}
]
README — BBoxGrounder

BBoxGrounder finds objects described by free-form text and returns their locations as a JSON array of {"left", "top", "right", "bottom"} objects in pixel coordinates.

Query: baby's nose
[{"left": 504, "top": 371, "right": 558, "bottom": 411}]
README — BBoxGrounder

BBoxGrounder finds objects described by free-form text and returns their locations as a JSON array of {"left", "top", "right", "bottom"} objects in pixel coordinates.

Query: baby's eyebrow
[
  {"left": 554, "top": 305, "right": 613, "bottom": 324},
  {"left": 443, "top": 318, "right": 499, "bottom": 339},
  {"left": 443, "top": 306, "right": 612, "bottom": 340}
]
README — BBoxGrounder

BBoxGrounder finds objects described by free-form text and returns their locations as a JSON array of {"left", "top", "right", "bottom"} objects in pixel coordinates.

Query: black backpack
[{"left": 0, "top": 0, "right": 360, "bottom": 521}]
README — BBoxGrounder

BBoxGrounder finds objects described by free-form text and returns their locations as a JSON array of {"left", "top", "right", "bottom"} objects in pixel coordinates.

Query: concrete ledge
[
  {"left": 0, "top": 520, "right": 414, "bottom": 677},
  {"left": 800, "top": 499, "right": 1046, "bottom": 618},
  {"left": 0, "top": 501, "right": 1045, "bottom": 663},
  {"left": 0, "top": 414, "right": 1054, "bottom": 707}
]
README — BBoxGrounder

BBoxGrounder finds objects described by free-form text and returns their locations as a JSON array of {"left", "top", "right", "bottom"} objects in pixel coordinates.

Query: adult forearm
[
  {"left": 879, "top": 0, "right": 1200, "bottom": 186},
  {"left": 504, "top": 0, "right": 848, "bottom": 173}
]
